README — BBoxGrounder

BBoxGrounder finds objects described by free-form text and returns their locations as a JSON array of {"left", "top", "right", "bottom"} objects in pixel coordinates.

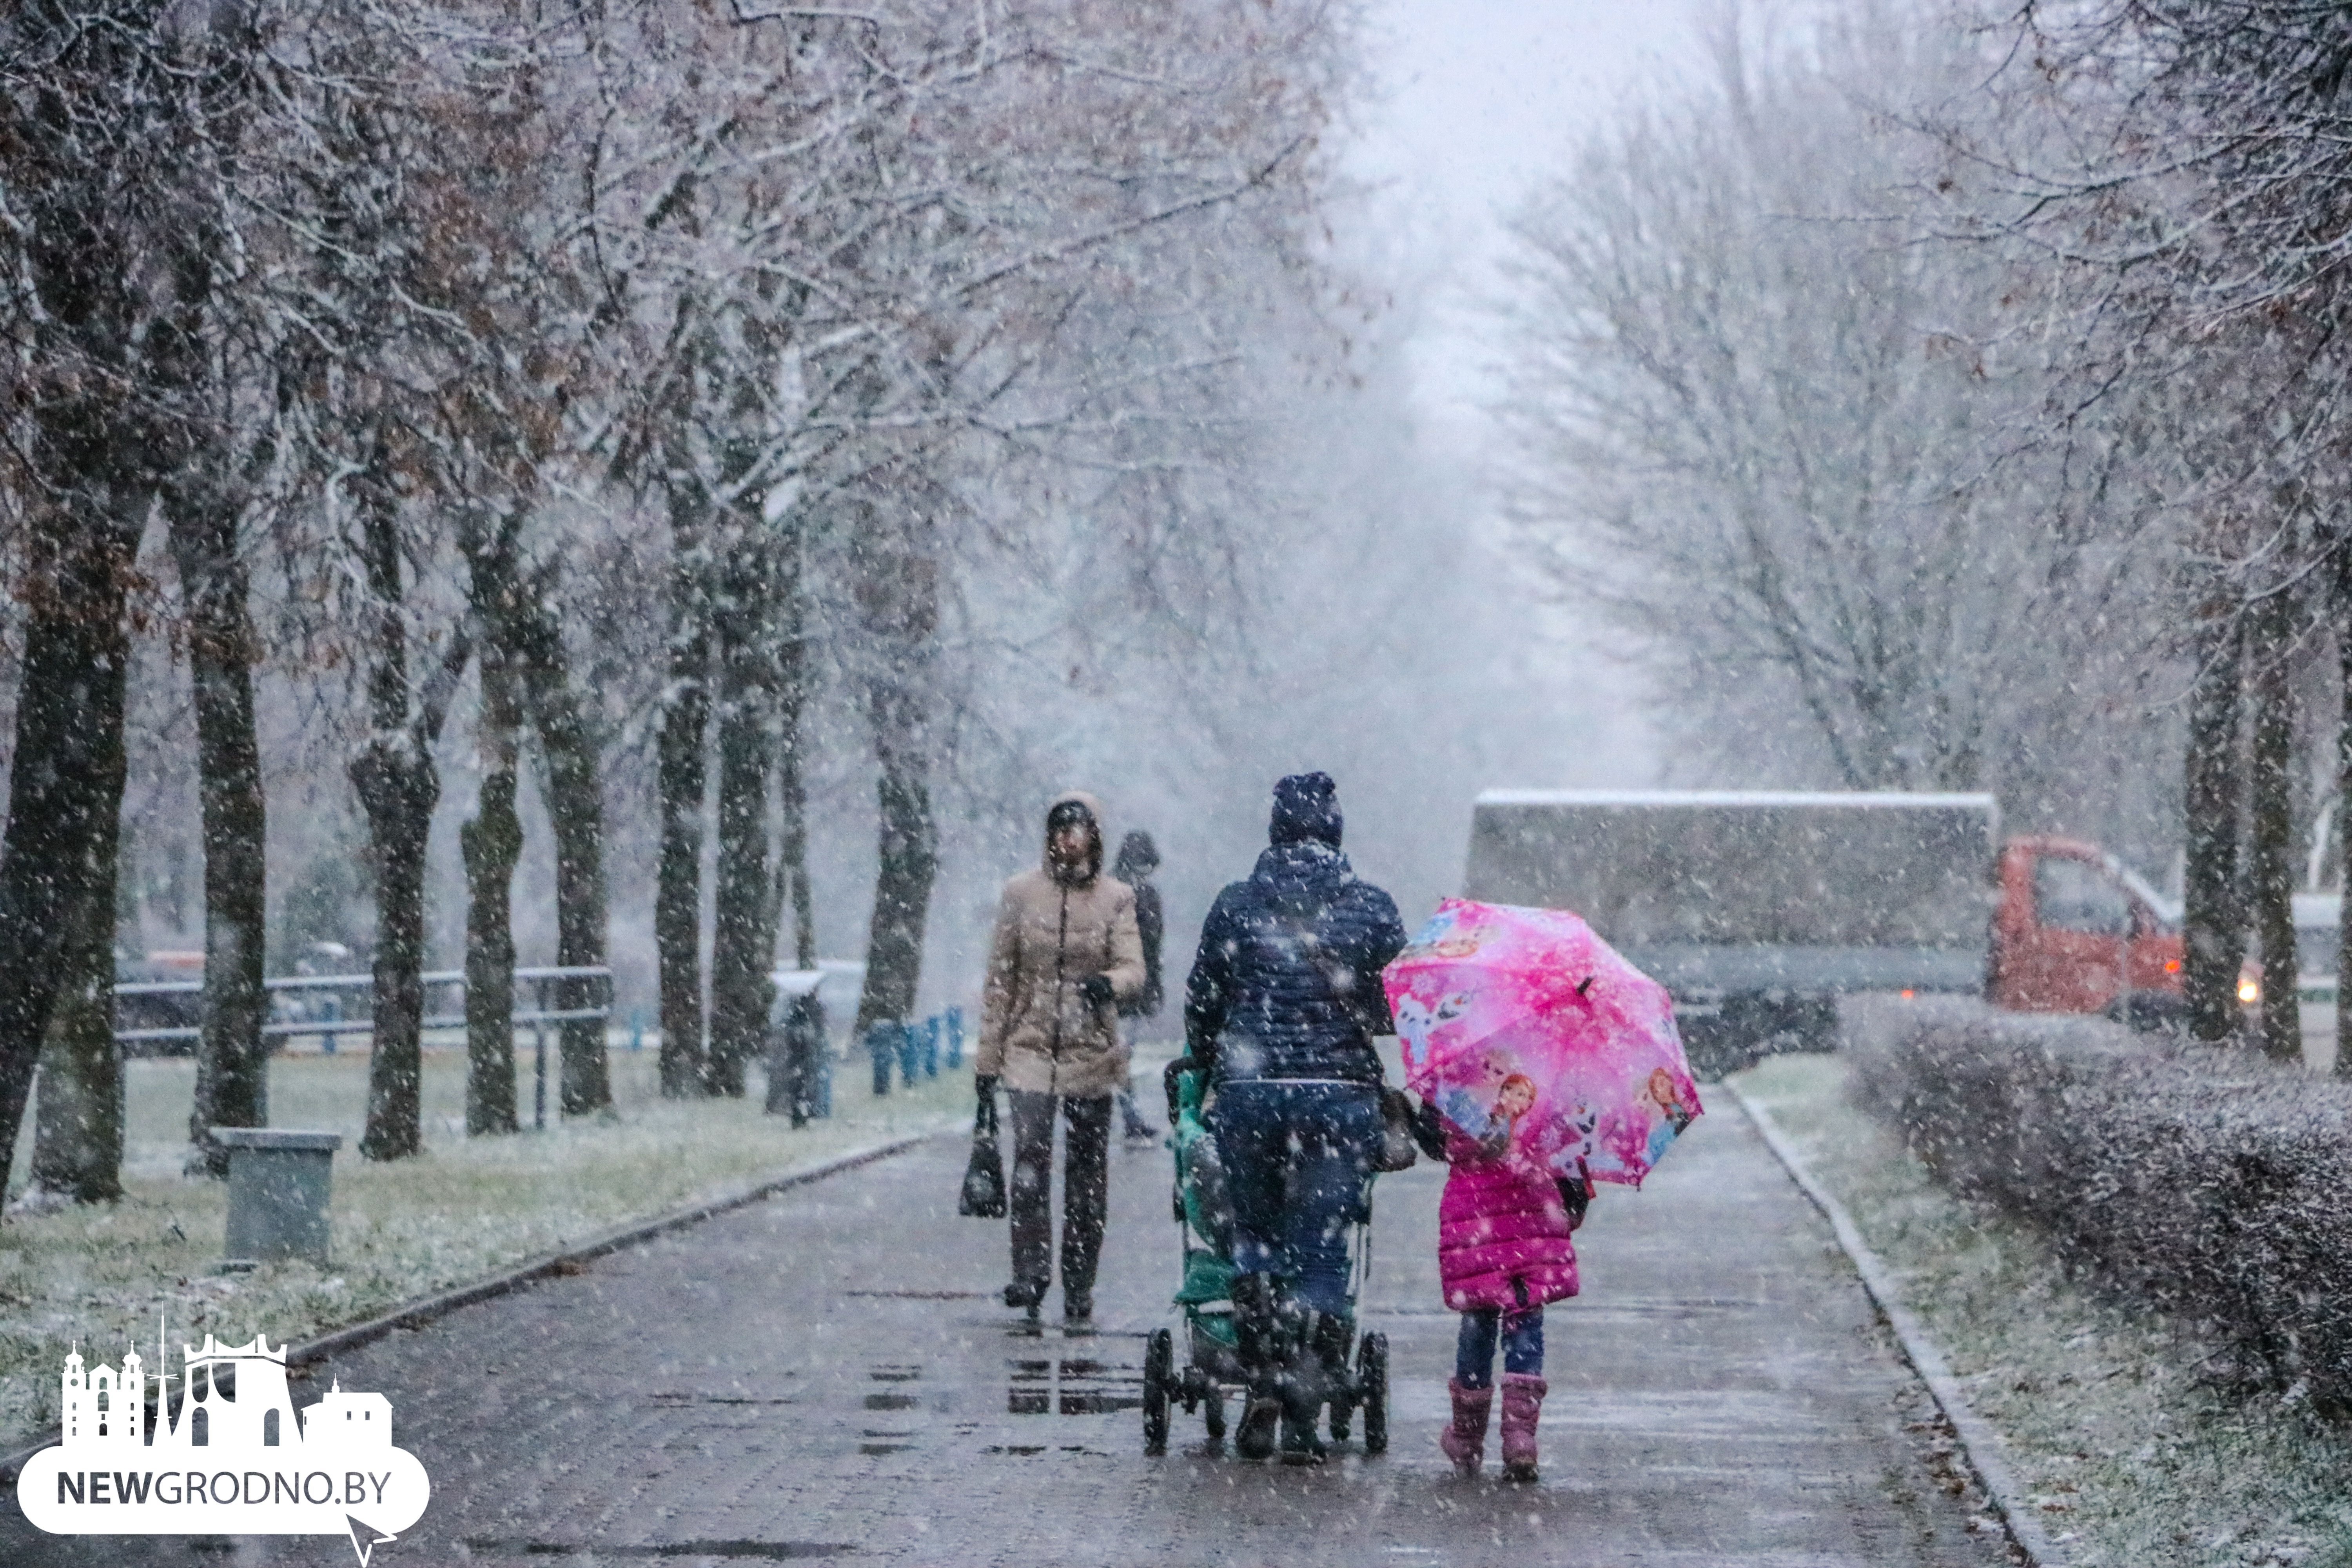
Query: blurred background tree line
[
  {"left": 1497, "top": 0, "right": 2352, "bottom": 1070},
  {"left": 0, "top": 0, "right": 1363, "bottom": 1196},
  {"left": 16, "top": 0, "right": 2352, "bottom": 1209}
]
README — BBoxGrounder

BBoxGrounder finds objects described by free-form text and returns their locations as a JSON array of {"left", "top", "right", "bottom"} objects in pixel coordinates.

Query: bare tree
[
  {"left": 1499, "top": 12, "right": 2171, "bottom": 818},
  {"left": 0, "top": 0, "right": 200, "bottom": 1194}
]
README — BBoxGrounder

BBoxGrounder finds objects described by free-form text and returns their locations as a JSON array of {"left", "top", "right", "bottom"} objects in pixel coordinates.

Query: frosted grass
[
  {"left": 1739, "top": 1054, "right": 2352, "bottom": 1568},
  {"left": 0, "top": 1043, "right": 964, "bottom": 1445}
]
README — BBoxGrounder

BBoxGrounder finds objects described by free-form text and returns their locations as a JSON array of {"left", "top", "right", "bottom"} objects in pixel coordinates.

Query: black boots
[
  {"left": 1230, "top": 1276, "right": 1355, "bottom": 1464},
  {"left": 1229, "top": 1272, "right": 1284, "bottom": 1460},
  {"left": 1278, "top": 1310, "right": 1353, "bottom": 1465}
]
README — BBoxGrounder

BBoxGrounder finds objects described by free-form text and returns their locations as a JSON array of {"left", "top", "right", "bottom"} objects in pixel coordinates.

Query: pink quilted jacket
[{"left": 1437, "top": 1129, "right": 1579, "bottom": 1312}]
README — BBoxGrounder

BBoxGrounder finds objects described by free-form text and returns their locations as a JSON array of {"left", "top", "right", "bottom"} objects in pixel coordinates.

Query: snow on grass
[
  {"left": 0, "top": 1044, "right": 965, "bottom": 1447},
  {"left": 1737, "top": 1053, "right": 2352, "bottom": 1568}
]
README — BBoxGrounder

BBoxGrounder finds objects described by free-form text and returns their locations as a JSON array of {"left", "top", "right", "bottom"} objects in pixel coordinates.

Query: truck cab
[{"left": 1987, "top": 837, "right": 2186, "bottom": 1023}]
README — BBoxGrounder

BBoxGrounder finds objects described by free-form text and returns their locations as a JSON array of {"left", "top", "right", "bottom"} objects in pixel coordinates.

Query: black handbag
[
  {"left": 1375, "top": 1088, "right": 1421, "bottom": 1172},
  {"left": 958, "top": 1089, "right": 1007, "bottom": 1218}
]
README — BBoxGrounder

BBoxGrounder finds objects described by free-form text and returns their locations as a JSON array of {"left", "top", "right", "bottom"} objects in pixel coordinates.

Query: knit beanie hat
[{"left": 1269, "top": 771, "right": 1341, "bottom": 848}]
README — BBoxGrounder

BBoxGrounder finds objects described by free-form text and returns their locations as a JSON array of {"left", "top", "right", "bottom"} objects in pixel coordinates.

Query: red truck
[
  {"left": 1985, "top": 836, "right": 2194, "bottom": 1026},
  {"left": 1461, "top": 793, "right": 2207, "bottom": 1073}
]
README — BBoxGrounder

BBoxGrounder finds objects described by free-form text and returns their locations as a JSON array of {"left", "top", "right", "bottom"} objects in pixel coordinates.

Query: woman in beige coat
[{"left": 974, "top": 791, "right": 1146, "bottom": 1325}]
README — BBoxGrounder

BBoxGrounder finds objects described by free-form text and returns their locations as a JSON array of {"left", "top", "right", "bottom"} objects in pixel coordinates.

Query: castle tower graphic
[
  {"left": 154, "top": 1334, "right": 305, "bottom": 1452},
  {"left": 60, "top": 1345, "right": 142, "bottom": 1448}
]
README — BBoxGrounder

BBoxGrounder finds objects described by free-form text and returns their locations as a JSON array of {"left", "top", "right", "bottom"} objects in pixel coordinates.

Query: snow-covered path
[{"left": 3, "top": 1107, "right": 2004, "bottom": 1566}]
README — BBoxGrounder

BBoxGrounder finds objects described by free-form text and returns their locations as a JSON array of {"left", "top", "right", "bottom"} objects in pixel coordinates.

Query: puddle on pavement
[
  {"left": 1007, "top": 1355, "right": 1144, "bottom": 1416},
  {"left": 466, "top": 1539, "right": 857, "bottom": 1559}
]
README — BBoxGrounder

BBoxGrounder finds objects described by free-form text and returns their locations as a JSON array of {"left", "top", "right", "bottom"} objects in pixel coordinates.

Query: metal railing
[{"left": 113, "top": 965, "right": 613, "bottom": 1131}]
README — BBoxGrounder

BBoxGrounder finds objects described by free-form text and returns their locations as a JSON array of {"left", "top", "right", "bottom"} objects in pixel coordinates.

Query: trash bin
[{"left": 213, "top": 1128, "right": 341, "bottom": 1267}]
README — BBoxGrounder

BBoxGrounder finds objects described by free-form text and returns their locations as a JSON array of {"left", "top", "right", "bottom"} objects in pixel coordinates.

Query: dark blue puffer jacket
[{"left": 1183, "top": 842, "right": 1408, "bottom": 1085}]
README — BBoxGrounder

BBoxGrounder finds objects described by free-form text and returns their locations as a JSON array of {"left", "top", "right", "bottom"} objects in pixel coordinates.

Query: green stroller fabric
[{"left": 1171, "top": 1068, "right": 1237, "bottom": 1307}]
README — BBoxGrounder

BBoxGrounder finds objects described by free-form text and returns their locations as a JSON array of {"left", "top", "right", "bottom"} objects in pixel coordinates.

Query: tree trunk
[
  {"left": 2339, "top": 543, "right": 2352, "bottom": 1079},
  {"left": 858, "top": 682, "right": 939, "bottom": 1034},
  {"left": 2183, "top": 605, "right": 2248, "bottom": 1042},
  {"left": 29, "top": 724, "right": 128, "bottom": 1205},
  {"left": 514, "top": 597, "right": 612, "bottom": 1116},
  {"left": 350, "top": 468, "right": 467, "bottom": 1163},
  {"left": 0, "top": 29, "right": 148, "bottom": 1196},
  {"left": 853, "top": 537, "right": 940, "bottom": 1036},
  {"left": 776, "top": 619, "right": 817, "bottom": 975},
  {"left": 656, "top": 483, "right": 712, "bottom": 1098},
  {"left": 462, "top": 648, "right": 522, "bottom": 1136},
  {"left": 706, "top": 530, "right": 780, "bottom": 1097},
  {"left": 0, "top": 543, "right": 138, "bottom": 1193},
  {"left": 353, "top": 747, "right": 437, "bottom": 1161},
  {"left": 169, "top": 488, "right": 270, "bottom": 1177},
  {"left": 2246, "top": 588, "right": 2302, "bottom": 1063}
]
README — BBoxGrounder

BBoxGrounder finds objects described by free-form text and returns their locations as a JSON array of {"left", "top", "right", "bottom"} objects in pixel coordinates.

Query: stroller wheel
[
  {"left": 1358, "top": 1332, "right": 1389, "bottom": 1455},
  {"left": 1203, "top": 1386, "right": 1227, "bottom": 1445},
  {"left": 1143, "top": 1328, "right": 1173, "bottom": 1455}
]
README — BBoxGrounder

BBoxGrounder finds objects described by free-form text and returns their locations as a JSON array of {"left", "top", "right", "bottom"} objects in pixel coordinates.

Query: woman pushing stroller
[{"left": 1177, "top": 772, "right": 1406, "bottom": 1463}]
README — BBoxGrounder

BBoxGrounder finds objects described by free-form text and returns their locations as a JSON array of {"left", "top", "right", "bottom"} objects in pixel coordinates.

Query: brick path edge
[{"left": 1730, "top": 1083, "right": 2067, "bottom": 1568}]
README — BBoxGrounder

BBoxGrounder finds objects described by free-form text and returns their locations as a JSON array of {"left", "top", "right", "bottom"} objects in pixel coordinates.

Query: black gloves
[
  {"left": 1408, "top": 1096, "right": 1450, "bottom": 1163},
  {"left": 1078, "top": 973, "right": 1115, "bottom": 1009},
  {"left": 1557, "top": 1174, "right": 1592, "bottom": 1230},
  {"left": 975, "top": 1073, "right": 1000, "bottom": 1100}
]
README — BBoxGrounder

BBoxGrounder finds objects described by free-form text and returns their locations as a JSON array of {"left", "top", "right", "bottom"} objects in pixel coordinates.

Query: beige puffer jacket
[{"left": 974, "top": 791, "right": 1147, "bottom": 1098}]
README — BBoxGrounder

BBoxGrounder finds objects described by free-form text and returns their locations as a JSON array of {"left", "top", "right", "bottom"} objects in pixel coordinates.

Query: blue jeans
[
  {"left": 1207, "top": 1080, "right": 1380, "bottom": 1318},
  {"left": 1456, "top": 1307, "right": 1544, "bottom": 1388}
]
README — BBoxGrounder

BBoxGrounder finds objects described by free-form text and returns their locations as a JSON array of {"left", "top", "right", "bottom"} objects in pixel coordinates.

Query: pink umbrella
[{"left": 1383, "top": 898, "right": 1701, "bottom": 1187}]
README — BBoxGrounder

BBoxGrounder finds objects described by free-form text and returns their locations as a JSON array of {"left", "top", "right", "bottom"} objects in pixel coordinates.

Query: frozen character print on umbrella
[{"left": 1388, "top": 898, "right": 1701, "bottom": 1191}]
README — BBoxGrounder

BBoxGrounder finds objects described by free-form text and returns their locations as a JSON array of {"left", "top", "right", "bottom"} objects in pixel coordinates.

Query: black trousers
[{"left": 1008, "top": 1090, "right": 1111, "bottom": 1297}]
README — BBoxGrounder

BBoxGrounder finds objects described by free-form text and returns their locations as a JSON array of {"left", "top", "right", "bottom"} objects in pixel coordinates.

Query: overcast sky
[
  {"left": 1330, "top": 0, "right": 1720, "bottom": 790},
  {"left": 1340, "top": 0, "right": 1717, "bottom": 428}
]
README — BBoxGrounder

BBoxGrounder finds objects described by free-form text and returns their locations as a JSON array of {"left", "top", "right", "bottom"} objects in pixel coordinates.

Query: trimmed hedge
[{"left": 1844, "top": 994, "right": 2352, "bottom": 1413}]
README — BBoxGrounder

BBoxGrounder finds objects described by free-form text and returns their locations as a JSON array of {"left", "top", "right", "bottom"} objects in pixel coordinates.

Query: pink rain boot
[
  {"left": 1439, "top": 1379, "right": 1492, "bottom": 1476},
  {"left": 1499, "top": 1373, "right": 1546, "bottom": 1483}
]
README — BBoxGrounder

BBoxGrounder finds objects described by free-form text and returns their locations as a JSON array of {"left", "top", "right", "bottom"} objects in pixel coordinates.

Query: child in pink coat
[{"left": 1414, "top": 1087, "right": 1589, "bottom": 1481}]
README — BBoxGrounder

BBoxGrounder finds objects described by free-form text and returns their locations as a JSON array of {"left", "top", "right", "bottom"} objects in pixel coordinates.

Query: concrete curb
[
  {"left": 1730, "top": 1083, "right": 2068, "bottom": 1568},
  {"left": 0, "top": 1127, "right": 943, "bottom": 1490}
]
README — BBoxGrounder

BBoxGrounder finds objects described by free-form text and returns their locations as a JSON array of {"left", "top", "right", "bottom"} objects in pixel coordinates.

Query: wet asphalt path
[{"left": 4, "top": 1103, "right": 2005, "bottom": 1568}]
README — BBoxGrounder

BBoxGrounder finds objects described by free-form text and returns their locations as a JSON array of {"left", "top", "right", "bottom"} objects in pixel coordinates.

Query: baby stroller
[{"left": 1139, "top": 1060, "right": 1389, "bottom": 1458}]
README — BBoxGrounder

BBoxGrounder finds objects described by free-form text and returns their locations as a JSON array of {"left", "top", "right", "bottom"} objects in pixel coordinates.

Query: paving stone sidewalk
[{"left": 2, "top": 1103, "right": 2006, "bottom": 1567}]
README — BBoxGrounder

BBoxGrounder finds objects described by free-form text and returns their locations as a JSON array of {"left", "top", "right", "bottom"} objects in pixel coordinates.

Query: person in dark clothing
[
  {"left": 1112, "top": 830, "right": 1165, "bottom": 1141},
  {"left": 1181, "top": 771, "right": 1406, "bottom": 1462}
]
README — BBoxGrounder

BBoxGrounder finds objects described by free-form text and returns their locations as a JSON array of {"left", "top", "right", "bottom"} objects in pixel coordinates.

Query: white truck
[{"left": 1462, "top": 789, "right": 2001, "bottom": 1074}]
